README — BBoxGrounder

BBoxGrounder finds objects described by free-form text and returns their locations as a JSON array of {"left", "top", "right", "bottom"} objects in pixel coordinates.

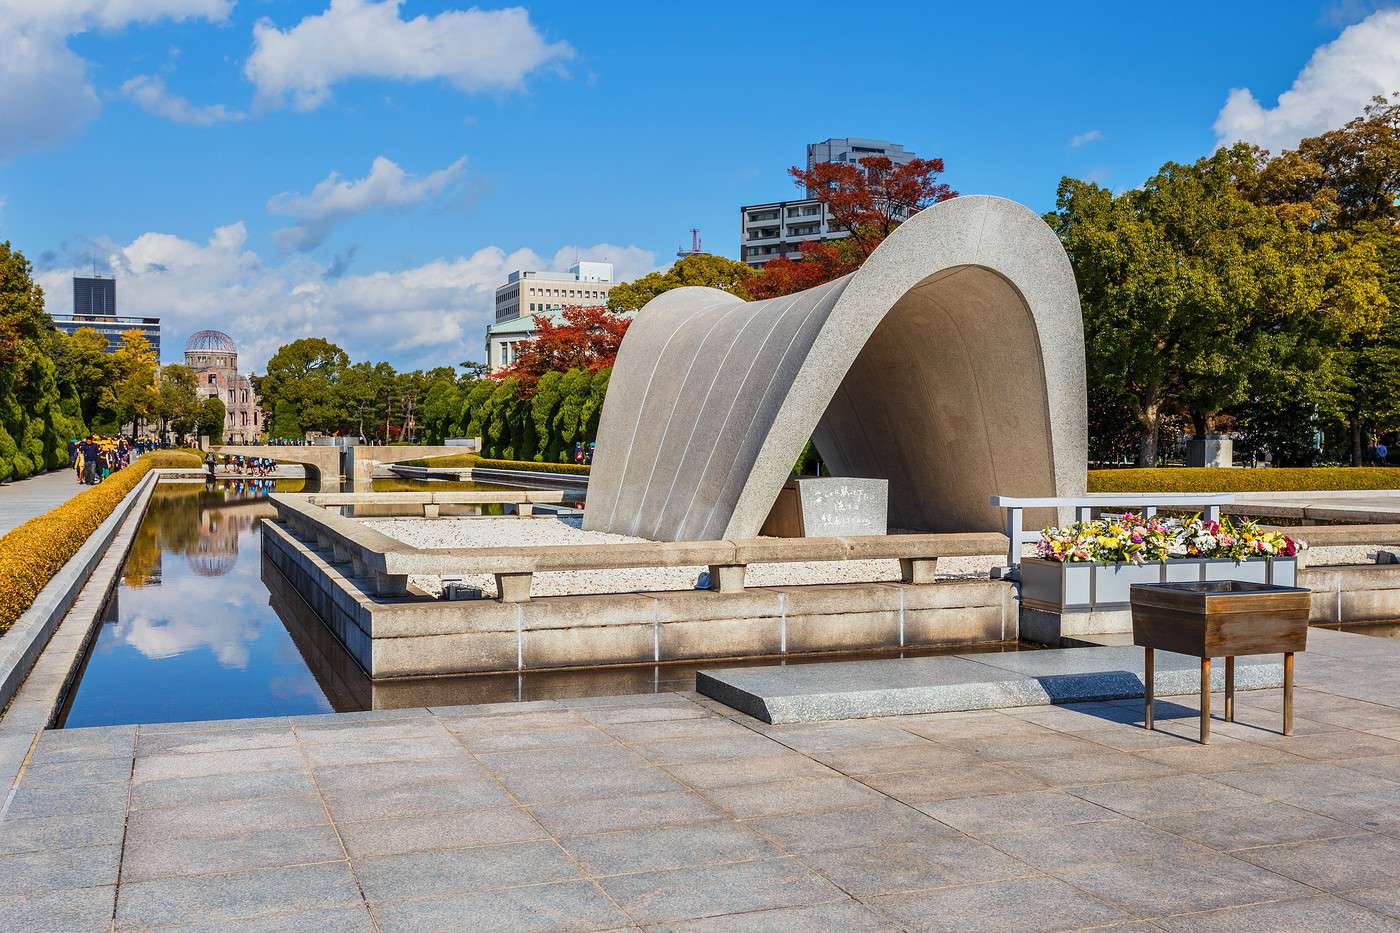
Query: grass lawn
[
  {"left": 1089, "top": 466, "right": 1400, "bottom": 493},
  {"left": 403, "top": 453, "right": 590, "bottom": 475},
  {"left": 401, "top": 453, "right": 479, "bottom": 468}
]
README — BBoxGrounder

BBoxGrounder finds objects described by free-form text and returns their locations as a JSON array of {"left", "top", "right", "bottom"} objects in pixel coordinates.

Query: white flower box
[{"left": 1020, "top": 556, "right": 1297, "bottom": 612}]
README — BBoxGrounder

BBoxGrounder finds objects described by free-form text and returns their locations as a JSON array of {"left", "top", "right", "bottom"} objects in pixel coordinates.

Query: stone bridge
[{"left": 211, "top": 445, "right": 463, "bottom": 490}]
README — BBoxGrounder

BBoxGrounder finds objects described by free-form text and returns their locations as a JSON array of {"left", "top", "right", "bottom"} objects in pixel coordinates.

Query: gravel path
[{"left": 364, "top": 515, "right": 1002, "bottom": 597}]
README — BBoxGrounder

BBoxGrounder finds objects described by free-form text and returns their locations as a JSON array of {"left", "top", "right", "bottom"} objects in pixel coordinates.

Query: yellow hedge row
[
  {"left": 0, "top": 450, "right": 203, "bottom": 633},
  {"left": 1089, "top": 467, "right": 1400, "bottom": 493}
]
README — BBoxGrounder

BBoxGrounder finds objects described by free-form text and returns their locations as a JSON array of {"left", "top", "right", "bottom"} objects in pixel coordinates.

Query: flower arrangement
[{"left": 1034, "top": 512, "right": 1300, "bottom": 565}]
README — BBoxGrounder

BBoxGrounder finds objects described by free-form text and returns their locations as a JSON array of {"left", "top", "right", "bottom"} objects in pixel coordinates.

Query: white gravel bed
[
  {"left": 361, "top": 516, "right": 1390, "bottom": 599},
  {"left": 363, "top": 515, "right": 1002, "bottom": 598},
  {"left": 1303, "top": 545, "right": 1392, "bottom": 567}
]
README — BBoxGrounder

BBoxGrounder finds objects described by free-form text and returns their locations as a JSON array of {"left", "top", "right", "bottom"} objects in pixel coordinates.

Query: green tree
[
  {"left": 1049, "top": 144, "right": 1380, "bottom": 464},
  {"left": 267, "top": 399, "right": 302, "bottom": 440},
  {"left": 198, "top": 396, "right": 227, "bottom": 444},
  {"left": 255, "top": 338, "right": 349, "bottom": 434},
  {"left": 110, "top": 329, "right": 159, "bottom": 432},
  {"left": 607, "top": 254, "right": 756, "bottom": 312},
  {"left": 0, "top": 241, "right": 78, "bottom": 478},
  {"left": 420, "top": 378, "right": 462, "bottom": 445},
  {"left": 57, "top": 327, "right": 116, "bottom": 426},
  {"left": 1252, "top": 95, "right": 1400, "bottom": 463},
  {"left": 155, "top": 364, "right": 200, "bottom": 437}
]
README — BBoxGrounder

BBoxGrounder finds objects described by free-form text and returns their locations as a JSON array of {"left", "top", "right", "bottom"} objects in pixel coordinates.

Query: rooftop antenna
[{"left": 677, "top": 227, "right": 703, "bottom": 259}]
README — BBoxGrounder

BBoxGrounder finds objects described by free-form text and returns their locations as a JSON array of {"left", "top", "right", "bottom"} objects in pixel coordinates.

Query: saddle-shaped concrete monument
[{"left": 585, "top": 195, "right": 1087, "bottom": 541}]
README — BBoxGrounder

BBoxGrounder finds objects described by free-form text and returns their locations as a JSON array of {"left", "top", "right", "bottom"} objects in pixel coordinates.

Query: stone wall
[{"left": 264, "top": 519, "right": 1016, "bottom": 679}]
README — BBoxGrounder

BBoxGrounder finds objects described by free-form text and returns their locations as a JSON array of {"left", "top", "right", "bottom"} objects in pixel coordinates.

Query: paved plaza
[
  {"left": 0, "top": 468, "right": 86, "bottom": 537},
  {"left": 3, "top": 628, "right": 1400, "bottom": 932}
]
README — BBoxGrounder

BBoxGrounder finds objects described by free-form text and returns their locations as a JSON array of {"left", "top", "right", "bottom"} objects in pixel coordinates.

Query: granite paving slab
[
  {"left": 4, "top": 627, "right": 1400, "bottom": 930},
  {"left": 697, "top": 645, "right": 1283, "bottom": 723}
]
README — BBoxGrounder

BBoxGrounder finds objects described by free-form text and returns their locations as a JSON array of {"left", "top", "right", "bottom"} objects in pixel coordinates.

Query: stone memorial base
[{"left": 760, "top": 477, "right": 888, "bottom": 538}]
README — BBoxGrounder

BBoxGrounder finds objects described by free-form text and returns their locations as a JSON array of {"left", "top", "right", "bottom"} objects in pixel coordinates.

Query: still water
[
  {"left": 59, "top": 479, "right": 1033, "bottom": 728},
  {"left": 59, "top": 481, "right": 335, "bottom": 727}
]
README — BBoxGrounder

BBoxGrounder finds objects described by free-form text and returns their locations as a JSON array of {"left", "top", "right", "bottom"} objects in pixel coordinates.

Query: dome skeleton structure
[
  {"left": 185, "top": 330, "right": 238, "bottom": 355},
  {"left": 184, "top": 330, "right": 263, "bottom": 444}
]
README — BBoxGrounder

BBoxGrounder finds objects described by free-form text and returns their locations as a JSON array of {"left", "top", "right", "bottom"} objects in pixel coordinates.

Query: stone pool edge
[{"left": 0, "top": 469, "right": 201, "bottom": 812}]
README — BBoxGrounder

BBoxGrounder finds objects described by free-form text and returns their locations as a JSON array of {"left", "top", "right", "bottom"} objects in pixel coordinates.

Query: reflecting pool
[
  {"left": 58, "top": 479, "right": 1037, "bottom": 727},
  {"left": 58, "top": 481, "right": 334, "bottom": 727}
]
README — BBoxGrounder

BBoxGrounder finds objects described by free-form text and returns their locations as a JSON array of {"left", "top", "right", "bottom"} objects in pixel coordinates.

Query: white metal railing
[{"left": 990, "top": 494, "right": 1234, "bottom": 573}]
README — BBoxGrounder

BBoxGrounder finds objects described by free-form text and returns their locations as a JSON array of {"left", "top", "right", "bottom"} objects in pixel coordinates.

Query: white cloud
[
  {"left": 245, "top": 0, "right": 573, "bottom": 111},
  {"left": 37, "top": 222, "right": 659, "bottom": 372},
  {"left": 121, "top": 74, "right": 245, "bottom": 125},
  {"left": 0, "top": 0, "right": 232, "bottom": 158},
  {"left": 545, "top": 244, "right": 658, "bottom": 287},
  {"left": 1214, "top": 8, "right": 1400, "bottom": 152},
  {"left": 268, "top": 155, "right": 467, "bottom": 252},
  {"left": 1069, "top": 129, "right": 1102, "bottom": 148}
]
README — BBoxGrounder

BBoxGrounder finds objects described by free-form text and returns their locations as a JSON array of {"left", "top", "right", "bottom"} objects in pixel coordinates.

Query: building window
[{"left": 207, "top": 374, "right": 216, "bottom": 385}]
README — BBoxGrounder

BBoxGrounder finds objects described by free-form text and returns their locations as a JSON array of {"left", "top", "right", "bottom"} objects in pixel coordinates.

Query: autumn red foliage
[
  {"left": 745, "top": 155, "right": 958, "bottom": 300},
  {"left": 494, "top": 304, "right": 631, "bottom": 391}
]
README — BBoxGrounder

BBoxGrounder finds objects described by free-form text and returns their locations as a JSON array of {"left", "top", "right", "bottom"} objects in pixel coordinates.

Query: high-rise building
[
  {"left": 50, "top": 274, "right": 161, "bottom": 357},
  {"left": 804, "top": 138, "right": 916, "bottom": 189},
  {"left": 485, "top": 261, "right": 625, "bottom": 372},
  {"left": 740, "top": 137, "right": 918, "bottom": 266},
  {"left": 73, "top": 276, "right": 117, "bottom": 316}
]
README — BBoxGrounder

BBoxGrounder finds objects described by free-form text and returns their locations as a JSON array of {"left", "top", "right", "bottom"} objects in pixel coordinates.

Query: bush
[
  {"left": 1088, "top": 466, "right": 1400, "bottom": 493},
  {"left": 405, "top": 452, "right": 591, "bottom": 475},
  {"left": 0, "top": 450, "right": 203, "bottom": 633},
  {"left": 474, "top": 457, "right": 591, "bottom": 476},
  {"left": 402, "top": 453, "right": 480, "bottom": 468}
]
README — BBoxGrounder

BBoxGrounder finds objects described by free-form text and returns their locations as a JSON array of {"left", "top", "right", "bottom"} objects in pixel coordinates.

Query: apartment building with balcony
[{"left": 740, "top": 137, "right": 918, "bottom": 266}]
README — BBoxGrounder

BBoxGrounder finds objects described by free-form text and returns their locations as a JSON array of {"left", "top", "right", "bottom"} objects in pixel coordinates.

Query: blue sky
[{"left": 0, "top": 0, "right": 1395, "bottom": 370}]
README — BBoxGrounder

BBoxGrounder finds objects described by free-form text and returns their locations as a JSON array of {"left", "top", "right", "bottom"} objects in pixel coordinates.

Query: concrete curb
[{"left": 0, "top": 468, "right": 160, "bottom": 715}]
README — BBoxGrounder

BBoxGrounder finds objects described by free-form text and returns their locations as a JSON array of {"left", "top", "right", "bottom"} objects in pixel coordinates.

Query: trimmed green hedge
[
  {"left": 1089, "top": 467, "right": 1400, "bottom": 493},
  {"left": 402, "top": 453, "right": 479, "bottom": 468},
  {"left": 404, "top": 452, "right": 591, "bottom": 476},
  {"left": 474, "top": 457, "right": 591, "bottom": 476}
]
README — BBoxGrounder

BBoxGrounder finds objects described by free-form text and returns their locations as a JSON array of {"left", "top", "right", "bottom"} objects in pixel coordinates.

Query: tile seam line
[
  {"left": 643, "top": 698, "right": 1093, "bottom": 911},
  {"left": 289, "top": 721, "right": 384, "bottom": 933},
  {"left": 443, "top": 713, "right": 642, "bottom": 928}
]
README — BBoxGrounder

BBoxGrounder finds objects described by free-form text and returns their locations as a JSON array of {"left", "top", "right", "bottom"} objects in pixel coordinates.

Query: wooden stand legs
[
  {"left": 1225, "top": 656, "right": 1235, "bottom": 723},
  {"left": 1144, "top": 647, "right": 1154, "bottom": 730},
  {"left": 1200, "top": 657, "right": 1212, "bottom": 744},
  {"left": 1141, "top": 649, "right": 1294, "bottom": 744},
  {"left": 1284, "top": 652, "right": 1295, "bottom": 736}
]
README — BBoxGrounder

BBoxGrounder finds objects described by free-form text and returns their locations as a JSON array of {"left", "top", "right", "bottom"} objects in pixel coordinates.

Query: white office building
[{"left": 485, "top": 261, "right": 620, "bottom": 372}]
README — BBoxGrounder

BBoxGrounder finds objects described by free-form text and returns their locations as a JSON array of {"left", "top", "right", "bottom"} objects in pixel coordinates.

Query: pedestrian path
[{"left": 0, "top": 468, "right": 87, "bottom": 537}]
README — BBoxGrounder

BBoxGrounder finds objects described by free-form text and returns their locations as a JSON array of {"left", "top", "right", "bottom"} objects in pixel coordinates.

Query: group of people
[
  {"left": 68, "top": 435, "right": 155, "bottom": 485},
  {"left": 207, "top": 453, "right": 278, "bottom": 476}
]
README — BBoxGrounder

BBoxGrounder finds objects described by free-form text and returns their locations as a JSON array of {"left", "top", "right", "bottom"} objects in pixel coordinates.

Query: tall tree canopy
[
  {"left": 606, "top": 254, "right": 756, "bottom": 312},
  {"left": 0, "top": 242, "right": 87, "bottom": 479},
  {"left": 1055, "top": 96, "right": 1396, "bottom": 466},
  {"left": 495, "top": 304, "right": 631, "bottom": 391},
  {"left": 746, "top": 154, "right": 958, "bottom": 300}
]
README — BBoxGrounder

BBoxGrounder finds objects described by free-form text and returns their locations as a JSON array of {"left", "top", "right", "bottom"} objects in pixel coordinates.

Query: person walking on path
[{"left": 81, "top": 437, "right": 99, "bottom": 485}]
